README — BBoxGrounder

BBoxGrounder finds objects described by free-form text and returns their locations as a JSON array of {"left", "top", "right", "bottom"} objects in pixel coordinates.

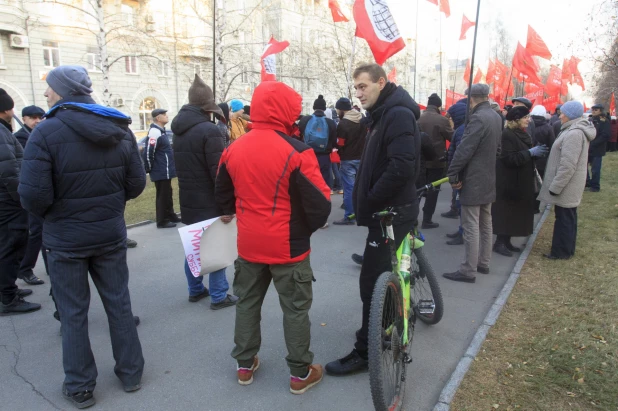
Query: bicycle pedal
[{"left": 418, "top": 300, "right": 435, "bottom": 314}]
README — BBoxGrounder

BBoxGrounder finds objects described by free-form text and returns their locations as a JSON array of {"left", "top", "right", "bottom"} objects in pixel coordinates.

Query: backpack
[{"left": 304, "top": 115, "right": 329, "bottom": 153}]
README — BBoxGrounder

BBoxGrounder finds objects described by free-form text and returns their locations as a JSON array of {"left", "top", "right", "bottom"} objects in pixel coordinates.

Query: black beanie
[
  {"left": 428, "top": 93, "right": 442, "bottom": 108},
  {"left": 335, "top": 97, "right": 352, "bottom": 111},
  {"left": 313, "top": 94, "right": 326, "bottom": 111},
  {"left": 0, "top": 88, "right": 15, "bottom": 112}
]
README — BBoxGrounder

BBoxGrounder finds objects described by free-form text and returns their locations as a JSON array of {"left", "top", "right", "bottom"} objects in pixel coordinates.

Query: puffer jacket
[
  {"left": 171, "top": 105, "right": 225, "bottom": 225},
  {"left": 143, "top": 123, "right": 176, "bottom": 181},
  {"left": 18, "top": 95, "right": 146, "bottom": 251},
  {"left": 538, "top": 118, "right": 596, "bottom": 208},
  {"left": 446, "top": 98, "right": 468, "bottom": 164},
  {"left": 216, "top": 81, "right": 331, "bottom": 264},
  {"left": 336, "top": 109, "right": 366, "bottom": 161},
  {"left": 0, "top": 120, "right": 27, "bottom": 225},
  {"left": 13, "top": 126, "right": 31, "bottom": 149},
  {"left": 531, "top": 115, "right": 556, "bottom": 174},
  {"left": 589, "top": 115, "right": 611, "bottom": 157}
]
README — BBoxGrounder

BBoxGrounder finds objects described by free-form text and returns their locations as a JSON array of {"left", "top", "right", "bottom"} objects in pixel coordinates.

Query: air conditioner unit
[
  {"left": 112, "top": 97, "right": 125, "bottom": 107},
  {"left": 10, "top": 35, "right": 29, "bottom": 49},
  {"left": 146, "top": 14, "right": 155, "bottom": 23}
]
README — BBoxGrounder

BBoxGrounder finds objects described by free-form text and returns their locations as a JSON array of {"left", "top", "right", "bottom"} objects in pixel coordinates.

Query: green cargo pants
[{"left": 231, "top": 256, "right": 314, "bottom": 377}]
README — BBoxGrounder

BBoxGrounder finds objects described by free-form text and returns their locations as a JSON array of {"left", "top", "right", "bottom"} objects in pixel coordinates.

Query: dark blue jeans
[
  {"left": 586, "top": 156, "right": 602, "bottom": 190},
  {"left": 184, "top": 259, "right": 229, "bottom": 303},
  {"left": 551, "top": 206, "right": 577, "bottom": 258},
  {"left": 316, "top": 153, "right": 333, "bottom": 189},
  {"left": 331, "top": 162, "right": 342, "bottom": 190},
  {"left": 46, "top": 241, "right": 144, "bottom": 394},
  {"left": 340, "top": 160, "right": 360, "bottom": 219}
]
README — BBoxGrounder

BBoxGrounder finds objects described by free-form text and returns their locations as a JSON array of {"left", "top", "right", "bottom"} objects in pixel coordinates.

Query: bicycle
[{"left": 367, "top": 177, "right": 448, "bottom": 411}]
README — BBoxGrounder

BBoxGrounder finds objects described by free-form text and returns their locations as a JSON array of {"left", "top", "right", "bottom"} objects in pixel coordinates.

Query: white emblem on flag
[{"left": 366, "top": 0, "right": 401, "bottom": 43}]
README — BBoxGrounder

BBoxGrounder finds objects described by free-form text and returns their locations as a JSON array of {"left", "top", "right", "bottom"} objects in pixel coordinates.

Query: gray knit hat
[
  {"left": 560, "top": 101, "right": 584, "bottom": 120},
  {"left": 46, "top": 65, "right": 93, "bottom": 97}
]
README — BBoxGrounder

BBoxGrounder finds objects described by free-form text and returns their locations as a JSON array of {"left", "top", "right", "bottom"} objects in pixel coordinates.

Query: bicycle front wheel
[
  {"left": 368, "top": 271, "right": 408, "bottom": 411},
  {"left": 413, "top": 248, "right": 444, "bottom": 325}
]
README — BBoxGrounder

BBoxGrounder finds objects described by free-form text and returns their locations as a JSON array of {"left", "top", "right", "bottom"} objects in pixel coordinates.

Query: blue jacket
[
  {"left": 447, "top": 98, "right": 468, "bottom": 164},
  {"left": 18, "top": 95, "right": 146, "bottom": 251},
  {"left": 144, "top": 123, "right": 176, "bottom": 181}
]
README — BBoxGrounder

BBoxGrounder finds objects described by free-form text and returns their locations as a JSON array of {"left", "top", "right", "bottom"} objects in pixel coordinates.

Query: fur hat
[{"left": 505, "top": 105, "right": 530, "bottom": 121}]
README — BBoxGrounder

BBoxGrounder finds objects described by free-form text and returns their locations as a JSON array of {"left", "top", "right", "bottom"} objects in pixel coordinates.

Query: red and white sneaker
[
  {"left": 290, "top": 364, "right": 323, "bottom": 395},
  {"left": 237, "top": 356, "right": 260, "bottom": 386}
]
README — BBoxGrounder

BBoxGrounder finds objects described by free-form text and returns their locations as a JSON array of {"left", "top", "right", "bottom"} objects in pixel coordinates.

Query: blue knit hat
[
  {"left": 230, "top": 99, "right": 244, "bottom": 113},
  {"left": 560, "top": 101, "right": 584, "bottom": 120}
]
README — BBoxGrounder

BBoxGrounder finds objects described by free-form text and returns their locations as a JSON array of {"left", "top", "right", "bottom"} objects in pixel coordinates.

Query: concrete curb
[
  {"left": 126, "top": 220, "right": 154, "bottom": 229},
  {"left": 433, "top": 205, "right": 551, "bottom": 410}
]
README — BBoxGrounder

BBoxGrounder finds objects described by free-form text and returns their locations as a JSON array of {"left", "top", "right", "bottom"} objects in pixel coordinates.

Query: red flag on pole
[
  {"left": 426, "top": 0, "right": 438, "bottom": 5},
  {"left": 562, "top": 58, "right": 572, "bottom": 83},
  {"left": 525, "top": 25, "right": 552, "bottom": 60},
  {"left": 439, "top": 0, "right": 451, "bottom": 17},
  {"left": 473, "top": 68, "right": 483, "bottom": 84},
  {"left": 494, "top": 60, "right": 508, "bottom": 85},
  {"left": 512, "top": 42, "right": 542, "bottom": 85},
  {"left": 486, "top": 60, "right": 495, "bottom": 84},
  {"left": 328, "top": 0, "right": 349, "bottom": 23},
  {"left": 544, "top": 95, "right": 562, "bottom": 114},
  {"left": 610, "top": 93, "right": 616, "bottom": 117},
  {"left": 260, "top": 36, "right": 290, "bottom": 82},
  {"left": 353, "top": 0, "right": 405, "bottom": 66},
  {"left": 569, "top": 56, "right": 585, "bottom": 90},
  {"left": 388, "top": 67, "right": 397, "bottom": 84},
  {"left": 463, "top": 59, "right": 471, "bottom": 83},
  {"left": 459, "top": 14, "right": 476, "bottom": 40},
  {"left": 545, "top": 65, "right": 562, "bottom": 97},
  {"left": 445, "top": 90, "right": 465, "bottom": 110}
]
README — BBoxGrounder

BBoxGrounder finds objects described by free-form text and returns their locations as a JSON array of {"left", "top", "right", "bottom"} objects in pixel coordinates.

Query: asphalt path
[{"left": 0, "top": 187, "right": 538, "bottom": 410}]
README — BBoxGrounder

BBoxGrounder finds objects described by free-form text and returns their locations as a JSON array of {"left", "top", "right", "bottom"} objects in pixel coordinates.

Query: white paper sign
[{"left": 178, "top": 217, "right": 218, "bottom": 277}]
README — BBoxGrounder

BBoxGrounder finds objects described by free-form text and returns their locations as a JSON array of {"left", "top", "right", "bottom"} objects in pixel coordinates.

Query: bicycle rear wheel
[
  {"left": 368, "top": 271, "right": 408, "bottom": 411},
  {"left": 412, "top": 248, "right": 444, "bottom": 325}
]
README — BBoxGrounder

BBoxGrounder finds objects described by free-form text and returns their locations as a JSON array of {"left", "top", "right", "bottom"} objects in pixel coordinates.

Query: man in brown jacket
[{"left": 417, "top": 93, "right": 453, "bottom": 228}]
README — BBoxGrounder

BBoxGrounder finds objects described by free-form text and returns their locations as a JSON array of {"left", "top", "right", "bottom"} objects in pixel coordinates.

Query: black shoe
[
  {"left": 325, "top": 350, "right": 369, "bottom": 376},
  {"left": 134, "top": 316, "right": 140, "bottom": 327},
  {"left": 421, "top": 221, "right": 439, "bottom": 229},
  {"left": 543, "top": 253, "right": 571, "bottom": 260},
  {"left": 351, "top": 253, "right": 363, "bottom": 265},
  {"left": 505, "top": 243, "right": 522, "bottom": 253},
  {"left": 477, "top": 266, "right": 490, "bottom": 274},
  {"left": 168, "top": 214, "right": 182, "bottom": 223},
  {"left": 333, "top": 217, "right": 356, "bottom": 226},
  {"left": 446, "top": 231, "right": 460, "bottom": 239},
  {"left": 62, "top": 383, "right": 95, "bottom": 409},
  {"left": 157, "top": 221, "right": 177, "bottom": 229},
  {"left": 441, "top": 209, "right": 459, "bottom": 219},
  {"left": 442, "top": 271, "right": 476, "bottom": 283},
  {"left": 340, "top": 203, "right": 345, "bottom": 209},
  {"left": 19, "top": 271, "right": 45, "bottom": 285},
  {"left": 447, "top": 233, "right": 464, "bottom": 245},
  {"left": 53, "top": 310, "right": 60, "bottom": 322},
  {"left": 210, "top": 294, "right": 239, "bottom": 310},
  {"left": 126, "top": 238, "right": 138, "bottom": 248},
  {"left": 123, "top": 383, "right": 141, "bottom": 393},
  {"left": 17, "top": 289, "right": 33, "bottom": 298},
  {"left": 188, "top": 288, "right": 210, "bottom": 302},
  {"left": 589, "top": 188, "right": 600, "bottom": 193},
  {"left": 493, "top": 242, "right": 513, "bottom": 257},
  {"left": 0, "top": 296, "right": 41, "bottom": 316}
]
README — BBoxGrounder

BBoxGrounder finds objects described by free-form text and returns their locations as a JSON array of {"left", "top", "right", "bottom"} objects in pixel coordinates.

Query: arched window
[{"left": 138, "top": 97, "right": 159, "bottom": 130}]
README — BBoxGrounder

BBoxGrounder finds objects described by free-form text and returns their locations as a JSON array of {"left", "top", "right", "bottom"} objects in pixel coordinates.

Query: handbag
[{"left": 533, "top": 167, "right": 543, "bottom": 194}]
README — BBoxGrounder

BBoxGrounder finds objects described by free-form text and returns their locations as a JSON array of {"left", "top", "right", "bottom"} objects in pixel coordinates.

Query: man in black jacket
[
  {"left": 19, "top": 66, "right": 145, "bottom": 408},
  {"left": 171, "top": 74, "right": 237, "bottom": 310},
  {"left": 333, "top": 97, "right": 366, "bottom": 225},
  {"left": 326, "top": 63, "right": 421, "bottom": 376},
  {"left": 586, "top": 104, "right": 611, "bottom": 192},
  {"left": 0, "top": 88, "right": 41, "bottom": 316},
  {"left": 14, "top": 105, "right": 45, "bottom": 148}
]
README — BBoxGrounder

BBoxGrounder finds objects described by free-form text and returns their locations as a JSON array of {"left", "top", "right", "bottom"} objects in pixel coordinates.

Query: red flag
[
  {"left": 463, "top": 59, "right": 471, "bottom": 83},
  {"left": 328, "top": 0, "right": 349, "bottom": 23},
  {"left": 584, "top": 102, "right": 588, "bottom": 112},
  {"left": 569, "top": 56, "right": 585, "bottom": 90},
  {"left": 545, "top": 65, "right": 562, "bottom": 97},
  {"left": 512, "top": 42, "right": 542, "bottom": 85},
  {"left": 353, "top": 0, "right": 405, "bottom": 65},
  {"left": 426, "top": 0, "right": 438, "bottom": 5},
  {"left": 544, "top": 95, "right": 562, "bottom": 114},
  {"left": 494, "top": 60, "right": 508, "bottom": 85},
  {"left": 459, "top": 14, "right": 475, "bottom": 40},
  {"left": 388, "top": 67, "right": 397, "bottom": 84},
  {"left": 524, "top": 82, "right": 541, "bottom": 95},
  {"left": 439, "top": 0, "right": 451, "bottom": 17},
  {"left": 610, "top": 93, "right": 616, "bottom": 117},
  {"left": 473, "top": 68, "right": 483, "bottom": 84},
  {"left": 524, "top": 86, "right": 544, "bottom": 107},
  {"left": 261, "top": 36, "right": 290, "bottom": 82},
  {"left": 562, "top": 58, "right": 572, "bottom": 83},
  {"left": 486, "top": 60, "right": 495, "bottom": 84},
  {"left": 445, "top": 90, "right": 465, "bottom": 110},
  {"left": 525, "top": 25, "right": 552, "bottom": 60}
]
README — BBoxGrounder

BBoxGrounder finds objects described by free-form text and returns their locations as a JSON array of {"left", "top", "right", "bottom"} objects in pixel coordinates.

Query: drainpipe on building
[{"left": 22, "top": 1, "right": 36, "bottom": 105}]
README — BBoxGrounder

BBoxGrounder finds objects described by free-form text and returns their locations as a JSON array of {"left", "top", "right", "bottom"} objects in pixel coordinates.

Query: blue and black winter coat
[
  {"left": 447, "top": 98, "right": 468, "bottom": 164},
  {"left": 18, "top": 95, "right": 146, "bottom": 251},
  {"left": 143, "top": 123, "right": 177, "bottom": 181}
]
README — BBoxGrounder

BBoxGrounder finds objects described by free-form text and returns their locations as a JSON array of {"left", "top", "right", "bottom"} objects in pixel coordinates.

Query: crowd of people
[{"left": 0, "top": 61, "right": 615, "bottom": 409}]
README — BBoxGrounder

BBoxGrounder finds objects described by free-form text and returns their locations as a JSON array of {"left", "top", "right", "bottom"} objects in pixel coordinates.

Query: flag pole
[
  {"left": 413, "top": 0, "right": 419, "bottom": 101},
  {"left": 465, "top": 0, "right": 482, "bottom": 125},
  {"left": 503, "top": 69, "right": 513, "bottom": 108},
  {"left": 452, "top": 45, "right": 461, "bottom": 109},
  {"left": 439, "top": 11, "right": 444, "bottom": 102},
  {"left": 347, "top": 35, "right": 357, "bottom": 99}
]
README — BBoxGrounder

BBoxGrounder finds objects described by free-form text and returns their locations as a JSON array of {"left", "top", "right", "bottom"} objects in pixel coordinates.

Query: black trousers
[
  {"left": 422, "top": 168, "right": 445, "bottom": 222},
  {"left": 355, "top": 206, "right": 416, "bottom": 354},
  {"left": 47, "top": 241, "right": 144, "bottom": 394},
  {"left": 19, "top": 213, "right": 47, "bottom": 277},
  {"left": 551, "top": 206, "right": 577, "bottom": 258},
  {"left": 0, "top": 209, "right": 28, "bottom": 304},
  {"left": 155, "top": 179, "right": 176, "bottom": 224}
]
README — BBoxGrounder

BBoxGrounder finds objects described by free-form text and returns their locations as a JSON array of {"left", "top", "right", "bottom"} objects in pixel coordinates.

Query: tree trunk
[
  {"left": 214, "top": 0, "right": 226, "bottom": 103},
  {"left": 96, "top": 0, "right": 111, "bottom": 106}
]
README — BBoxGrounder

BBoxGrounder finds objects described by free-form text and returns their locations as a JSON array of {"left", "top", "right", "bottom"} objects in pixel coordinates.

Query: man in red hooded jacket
[{"left": 216, "top": 81, "right": 331, "bottom": 395}]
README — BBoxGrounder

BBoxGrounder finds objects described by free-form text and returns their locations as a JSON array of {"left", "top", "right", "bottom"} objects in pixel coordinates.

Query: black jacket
[
  {"left": 143, "top": 123, "right": 177, "bottom": 181},
  {"left": 336, "top": 109, "right": 366, "bottom": 161},
  {"left": 531, "top": 115, "right": 556, "bottom": 174},
  {"left": 14, "top": 126, "right": 31, "bottom": 149},
  {"left": 18, "top": 95, "right": 146, "bottom": 251},
  {"left": 589, "top": 115, "right": 611, "bottom": 157},
  {"left": 298, "top": 110, "right": 337, "bottom": 155},
  {"left": 0, "top": 119, "right": 27, "bottom": 225},
  {"left": 416, "top": 131, "right": 438, "bottom": 187},
  {"left": 171, "top": 104, "right": 225, "bottom": 225},
  {"left": 353, "top": 83, "right": 421, "bottom": 227}
]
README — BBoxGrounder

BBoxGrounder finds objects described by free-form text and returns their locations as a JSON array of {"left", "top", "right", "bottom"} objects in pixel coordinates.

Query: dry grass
[
  {"left": 451, "top": 154, "right": 618, "bottom": 411},
  {"left": 124, "top": 179, "right": 180, "bottom": 225}
]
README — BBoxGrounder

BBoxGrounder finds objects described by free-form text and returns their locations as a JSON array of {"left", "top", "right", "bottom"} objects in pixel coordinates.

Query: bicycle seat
[{"left": 372, "top": 210, "right": 397, "bottom": 220}]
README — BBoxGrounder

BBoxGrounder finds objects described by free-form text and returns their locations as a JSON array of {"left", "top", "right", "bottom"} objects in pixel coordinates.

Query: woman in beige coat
[{"left": 537, "top": 101, "right": 596, "bottom": 260}]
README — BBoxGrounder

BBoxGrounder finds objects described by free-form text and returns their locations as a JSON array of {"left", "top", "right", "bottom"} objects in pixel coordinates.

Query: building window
[
  {"left": 43, "top": 41, "right": 60, "bottom": 68},
  {"left": 125, "top": 56, "right": 138, "bottom": 74},
  {"left": 193, "top": 63, "right": 201, "bottom": 77},
  {"left": 86, "top": 46, "right": 102, "bottom": 72},
  {"left": 159, "top": 60, "right": 171, "bottom": 77},
  {"left": 139, "top": 97, "right": 159, "bottom": 130},
  {"left": 121, "top": 4, "right": 134, "bottom": 25},
  {"left": 154, "top": 12, "right": 171, "bottom": 35}
]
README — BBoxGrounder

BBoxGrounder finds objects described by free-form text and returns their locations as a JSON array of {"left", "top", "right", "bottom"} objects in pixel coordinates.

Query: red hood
[{"left": 250, "top": 81, "right": 302, "bottom": 135}]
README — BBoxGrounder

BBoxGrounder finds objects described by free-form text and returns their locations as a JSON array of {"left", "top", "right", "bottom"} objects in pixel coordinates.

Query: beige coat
[{"left": 538, "top": 118, "right": 596, "bottom": 208}]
